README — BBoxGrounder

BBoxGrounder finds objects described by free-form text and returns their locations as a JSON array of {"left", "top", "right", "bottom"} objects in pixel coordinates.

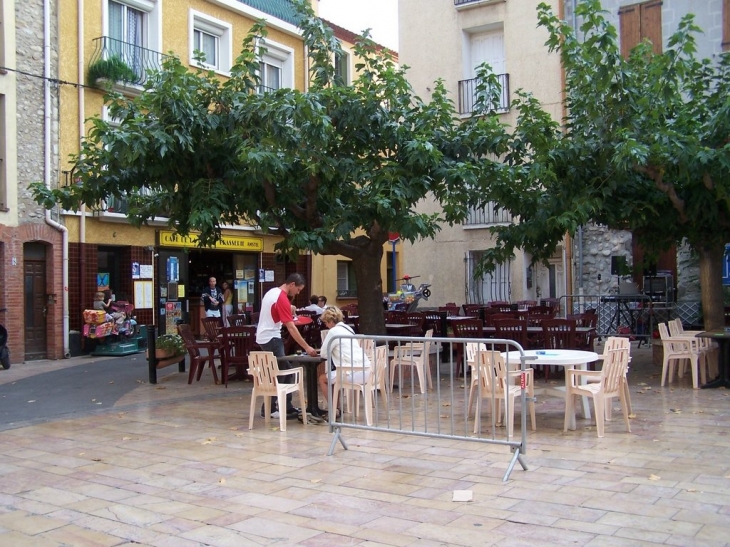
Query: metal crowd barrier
[
  {"left": 322, "top": 333, "right": 531, "bottom": 482},
  {"left": 557, "top": 294, "right": 700, "bottom": 343}
]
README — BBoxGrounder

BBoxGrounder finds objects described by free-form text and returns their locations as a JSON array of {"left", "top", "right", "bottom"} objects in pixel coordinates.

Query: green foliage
[
  {"left": 32, "top": 0, "right": 509, "bottom": 331},
  {"left": 87, "top": 56, "right": 138, "bottom": 86},
  {"left": 477, "top": 0, "right": 730, "bottom": 327},
  {"left": 156, "top": 333, "right": 186, "bottom": 356}
]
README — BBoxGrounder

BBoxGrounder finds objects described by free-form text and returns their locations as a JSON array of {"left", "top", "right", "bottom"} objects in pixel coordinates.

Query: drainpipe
[
  {"left": 78, "top": 0, "right": 87, "bottom": 323},
  {"left": 43, "top": 0, "right": 70, "bottom": 357}
]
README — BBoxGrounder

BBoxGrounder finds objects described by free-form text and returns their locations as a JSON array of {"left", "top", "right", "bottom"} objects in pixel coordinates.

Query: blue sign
[
  {"left": 724, "top": 244, "right": 730, "bottom": 286},
  {"left": 167, "top": 257, "right": 179, "bottom": 282}
]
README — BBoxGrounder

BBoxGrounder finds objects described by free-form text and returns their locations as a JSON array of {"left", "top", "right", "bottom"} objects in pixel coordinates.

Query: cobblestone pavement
[{"left": 0, "top": 343, "right": 728, "bottom": 546}]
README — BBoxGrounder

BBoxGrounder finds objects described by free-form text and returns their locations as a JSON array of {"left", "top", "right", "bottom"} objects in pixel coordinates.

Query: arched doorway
[{"left": 24, "top": 242, "right": 47, "bottom": 360}]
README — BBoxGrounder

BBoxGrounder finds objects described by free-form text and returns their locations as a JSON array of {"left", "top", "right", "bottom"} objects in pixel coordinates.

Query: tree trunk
[
  {"left": 697, "top": 242, "right": 725, "bottom": 331},
  {"left": 352, "top": 245, "right": 386, "bottom": 335}
]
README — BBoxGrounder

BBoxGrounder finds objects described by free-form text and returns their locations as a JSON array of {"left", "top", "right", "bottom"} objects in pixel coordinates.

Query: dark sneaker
[{"left": 286, "top": 408, "right": 300, "bottom": 419}]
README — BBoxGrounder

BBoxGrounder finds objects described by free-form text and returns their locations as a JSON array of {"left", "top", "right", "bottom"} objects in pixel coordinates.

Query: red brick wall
[{"left": 0, "top": 222, "right": 64, "bottom": 362}]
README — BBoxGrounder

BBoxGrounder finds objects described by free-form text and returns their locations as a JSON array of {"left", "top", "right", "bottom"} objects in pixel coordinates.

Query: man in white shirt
[
  {"left": 303, "top": 295, "right": 325, "bottom": 314},
  {"left": 256, "top": 273, "right": 317, "bottom": 418}
]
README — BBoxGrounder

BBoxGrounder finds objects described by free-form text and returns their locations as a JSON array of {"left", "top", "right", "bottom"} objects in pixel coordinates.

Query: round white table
[{"left": 503, "top": 349, "right": 599, "bottom": 430}]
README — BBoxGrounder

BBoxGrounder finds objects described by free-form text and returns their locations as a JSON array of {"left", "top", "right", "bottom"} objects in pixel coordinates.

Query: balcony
[
  {"left": 95, "top": 189, "right": 169, "bottom": 226},
  {"left": 464, "top": 202, "right": 512, "bottom": 226},
  {"left": 88, "top": 36, "right": 168, "bottom": 88},
  {"left": 454, "top": 0, "right": 505, "bottom": 8},
  {"left": 457, "top": 74, "right": 510, "bottom": 115}
]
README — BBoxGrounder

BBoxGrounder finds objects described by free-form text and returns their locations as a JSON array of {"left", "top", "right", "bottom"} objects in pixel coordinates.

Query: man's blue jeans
[{"left": 258, "top": 337, "right": 294, "bottom": 412}]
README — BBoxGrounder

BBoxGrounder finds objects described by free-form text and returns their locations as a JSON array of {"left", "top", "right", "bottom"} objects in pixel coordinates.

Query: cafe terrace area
[{"left": 0, "top": 318, "right": 728, "bottom": 547}]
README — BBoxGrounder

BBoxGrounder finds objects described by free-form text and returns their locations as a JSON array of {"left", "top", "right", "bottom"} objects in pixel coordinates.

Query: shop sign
[{"left": 158, "top": 230, "right": 263, "bottom": 251}]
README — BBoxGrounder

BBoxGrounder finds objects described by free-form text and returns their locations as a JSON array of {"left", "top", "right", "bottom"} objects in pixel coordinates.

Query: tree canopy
[
  {"left": 476, "top": 0, "right": 730, "bottom": 329},
  {"left": 33, "top": 0, "right": 508, "bottom": 333}
]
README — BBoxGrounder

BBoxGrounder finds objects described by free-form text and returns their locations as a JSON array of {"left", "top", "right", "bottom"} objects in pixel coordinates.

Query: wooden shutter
[
  {"left": 641, "top": 1, "right": 663, "bottom": 54},
  {"left": 619, "top": 5, "right": 641, "bottom": 57},
  {"left": 724, "top": 0, "right": 730, "bottom": 51},
  {"left": 618, "top": 1, "right": 662, "bottom": 57}
]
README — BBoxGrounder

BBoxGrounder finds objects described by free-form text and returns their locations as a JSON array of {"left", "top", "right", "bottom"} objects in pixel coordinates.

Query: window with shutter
[
  {"left": 723, "top": 0, "right": 730, "bottom": 51},
  {"left": 618, "top": 0, "right": 662, "bottom": 57}
]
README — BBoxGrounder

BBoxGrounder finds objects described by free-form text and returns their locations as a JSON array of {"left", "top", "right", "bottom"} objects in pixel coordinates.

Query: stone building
[{"left": 0, "top": 0, "right": 64, "bottom": 362}]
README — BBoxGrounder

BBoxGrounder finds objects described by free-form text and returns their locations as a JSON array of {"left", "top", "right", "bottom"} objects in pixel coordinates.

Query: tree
[
  {"left": 33, "top": 0, "right": 506, "bottom": 334},
  {"left": 475, "top": 0, "right": 730, "bottom": 330}
]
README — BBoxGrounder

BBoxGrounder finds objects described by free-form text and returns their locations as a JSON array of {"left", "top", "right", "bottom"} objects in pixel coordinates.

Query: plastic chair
[
  {"left": 493, "top": 318, "right": 528, "bottom": 350},
  {"left": 668, "top": 318, "right": 716, "bottom": 383},
  {"left": 247, "top": 351, "right": 306, "bottom": 432},
  {"left": 390, "top": 330, "right": 434, "bottom": 393},
  {"left": 659, "top": 322, "right": 701, "bottom": 389},
  {"left": 564, "top": 341, "right": 631, "bottom": 437},
  {"left": 472, "top": 349, "right": 535, "bottom": 437},
  {"left": 177, "top": 323, "right": 219, "bottom": 384},
  {"left": 333, "top": 344, "right": 389, "bottom": 426}
]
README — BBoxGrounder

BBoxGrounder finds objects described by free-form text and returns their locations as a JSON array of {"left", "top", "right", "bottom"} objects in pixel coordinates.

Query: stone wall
[
  {"left": 573, "top": 224, "right": 633, "bottom": 296},
  {"left": 15, "top": 0, "right": 59, "bottom": 224},
  {"left": 574, "top": 225, "right": 702, "bottom": 303}
]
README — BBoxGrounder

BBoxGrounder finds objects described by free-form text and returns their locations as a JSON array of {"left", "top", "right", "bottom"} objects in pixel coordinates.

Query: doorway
[{"left": 24, "top": 243, "right": 47, "bottom": 360}]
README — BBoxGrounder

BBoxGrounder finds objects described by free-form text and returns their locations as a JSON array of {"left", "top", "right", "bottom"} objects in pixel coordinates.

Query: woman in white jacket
[{"left": 318, "top": 306, "right": 370, "bottom": 415}]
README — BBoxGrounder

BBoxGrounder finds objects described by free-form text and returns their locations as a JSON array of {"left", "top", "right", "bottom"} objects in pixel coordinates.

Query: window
[
  {"left": 337, "top": 260, "right": 357, "bottom": 297},
  {"left": 619, "top": 0, "right": 662, "bottom": 57},
  {"left": 103, "top": 0, "right": 161, "bottom": 84},
  {"left": 465, "top": 251, "right": 511, "bottom": 303},
  {"left": 464, "top": 202, "right": 512, "bottom": 226},
  {"left": 258, "top": 39, "right": 294, "bottom": 93},
  {"left": 190, "top": 10, "right": 232, "bottom": 73},
  {"left": 334, "top": 50, "right": 349, "bottom": 85},
  {"left": 459, "top": 28, "right": 509, "bottom": 114}
]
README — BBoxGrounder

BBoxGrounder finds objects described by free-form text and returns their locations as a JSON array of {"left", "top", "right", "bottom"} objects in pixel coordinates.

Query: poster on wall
[
  {"left": 132, "top": 262, "right": 141, "bottom": 279},
  {"left": 236, "top": 281, "right": 248, "bottom": 303},
  {"left": 165, "top": 301, "right": 182, "bottom": 333},
  {"left": 97, "top": 272, "right": 110, "bottom": 291},
  {"left": 140, "top": 265, "right": 153, "bottom": 279}
]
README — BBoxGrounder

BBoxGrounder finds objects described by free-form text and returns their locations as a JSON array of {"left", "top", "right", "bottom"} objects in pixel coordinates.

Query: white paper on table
[{"left": 452, "top": 490, "right": 473, "bottom": 502}]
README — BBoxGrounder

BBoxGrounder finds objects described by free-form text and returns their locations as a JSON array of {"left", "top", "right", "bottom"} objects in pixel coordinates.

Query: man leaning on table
[{"left": 256, "top": 273, "right": 317, "bottom": 419}]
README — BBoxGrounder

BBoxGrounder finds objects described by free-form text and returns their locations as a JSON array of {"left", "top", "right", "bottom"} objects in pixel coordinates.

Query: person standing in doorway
[
  {"left": 221, "top": 281, "right": 233, "bottom": 326},
  {"left": 201, "top": 277, "right": 224, "bottom": 318},
  {"left": 256, "top": 273, "right": 317, "bottom": 418}
]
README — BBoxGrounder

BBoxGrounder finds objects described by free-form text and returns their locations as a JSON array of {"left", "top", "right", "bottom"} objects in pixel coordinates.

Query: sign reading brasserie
[{"left": 158, "top": 230, "right": 263, "bottom": 252}]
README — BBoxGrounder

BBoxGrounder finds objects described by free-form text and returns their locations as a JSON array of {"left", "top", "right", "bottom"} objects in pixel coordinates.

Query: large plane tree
[
  {"left": 33, "top": 0, "right": 508, "bottom": 334},
  {"left": 476, "top": 0, "right": 730, "bottom": 330}
]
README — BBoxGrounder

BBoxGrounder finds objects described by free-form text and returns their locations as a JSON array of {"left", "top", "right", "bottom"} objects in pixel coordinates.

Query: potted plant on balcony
[
  {"left": 87, "top": 56, "right": 137, "bottom": 87},
  {"left": 154, "top": 333, "right": 187, "bottom": 359}
]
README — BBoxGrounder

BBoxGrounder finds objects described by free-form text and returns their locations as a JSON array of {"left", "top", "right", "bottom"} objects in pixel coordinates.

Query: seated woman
[{"left": 318, "top": 306, "right": 370, "bottom": 417}]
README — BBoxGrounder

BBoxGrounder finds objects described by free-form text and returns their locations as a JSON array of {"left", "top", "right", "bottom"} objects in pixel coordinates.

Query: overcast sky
[{"left": 318, "top": 0, "right": 399, "bottom": 51}]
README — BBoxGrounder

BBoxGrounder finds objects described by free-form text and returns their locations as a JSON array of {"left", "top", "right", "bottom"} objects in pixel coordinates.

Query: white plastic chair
[
  {"left": 389, "top": 330, "right": 433, "bottom": 393},
  {"left": 247, "top": 351, "right": 307, "bottom": 432},
  {"left": 659, "top": 322, "right": 701, "bottom": 389},
  {"left": 472, "top": 349, "right": 535, "bottom": 437},
  {"left": 564, "top": 342, "right": 631, "bottom": 437},
  {"left": 668, "top": 318, "right": 716, "bottom": 383},
  {"left": 333, "top": 344, "right": 389, "bottom": 425}
]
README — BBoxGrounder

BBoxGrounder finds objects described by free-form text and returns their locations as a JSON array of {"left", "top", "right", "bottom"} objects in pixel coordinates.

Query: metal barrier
[
  {"left": 322, "top": 334, "right": 531, "bottom": 482},
  {"left": 558, "top": 294, "right": 701, "bottom": 342}
]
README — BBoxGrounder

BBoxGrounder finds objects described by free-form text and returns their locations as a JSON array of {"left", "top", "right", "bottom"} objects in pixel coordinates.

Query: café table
[
  {"left": 278, "top": 353, "right": 326, "bottom": 417},
  {"left": 385, "top": 324, "right": 414, "bottom": 335},
  {"left": 502, "top": 349, "right": 599, "bottom": 430},
  {"left": 696, "top": 330, "right": 730, "bottom": 389}
]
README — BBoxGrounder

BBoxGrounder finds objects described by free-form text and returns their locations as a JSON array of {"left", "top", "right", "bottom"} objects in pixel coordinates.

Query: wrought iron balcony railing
[
  {"left": 457, "top": 73, "right": 510, "bottom": 114},
  {"left": 454, "top": 0, "right": 501, "bottom": 6},
  {"left": 336, "top": 289, "right": 358, "bottom": 298},
  {"left": 464, "top": 202, "right": 512, "bottom": 226},
  {"left": 89, "top": 36, "right": 168, "bottom": 87}
]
